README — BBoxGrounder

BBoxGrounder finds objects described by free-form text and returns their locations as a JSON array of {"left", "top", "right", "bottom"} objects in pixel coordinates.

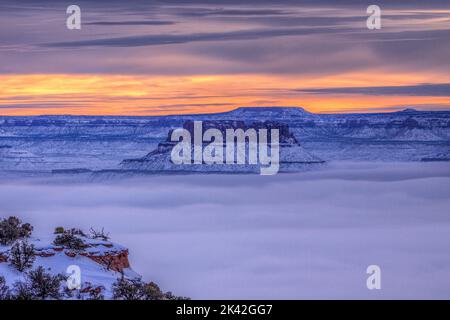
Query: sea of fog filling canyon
[{"left": 0, "top": 161, "right": 449, "bottom": 299}]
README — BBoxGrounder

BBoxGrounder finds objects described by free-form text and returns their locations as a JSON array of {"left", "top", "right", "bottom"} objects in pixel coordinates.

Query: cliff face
[
  {"left": 82, "top": 249, "right": 130, "bottom": 273},
  {"left": 179, "top": 120, "right": 299, "bottom": 144},
  {"left": 28, "top": 236, "right": 132, "bottom": 273}
]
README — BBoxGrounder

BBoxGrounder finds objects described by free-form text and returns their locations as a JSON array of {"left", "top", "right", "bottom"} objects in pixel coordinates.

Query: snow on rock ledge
[
  {"left": 29, "top": 237, "right": 132, "bottom": 273},
  {"left": 0, "top": 233, "right": 139, "bottom": 299}
]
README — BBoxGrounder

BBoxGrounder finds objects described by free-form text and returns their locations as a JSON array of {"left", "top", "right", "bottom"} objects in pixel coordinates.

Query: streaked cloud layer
[
  {"left": 0, "top": 0, "right": 449, "bottom": 115},
  {"left": 298, "top": 83, "right": 450, "bottom": 96}
]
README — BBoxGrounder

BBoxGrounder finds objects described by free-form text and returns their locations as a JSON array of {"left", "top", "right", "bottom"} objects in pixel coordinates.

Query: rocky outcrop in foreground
[{"left": 0, "top": 217, "right": 186, "bottom": 300}]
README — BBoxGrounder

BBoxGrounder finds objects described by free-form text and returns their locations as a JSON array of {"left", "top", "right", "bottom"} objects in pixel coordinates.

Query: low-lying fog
[{"left": 1, "top": 162, "right": 449, "bottom": 299}]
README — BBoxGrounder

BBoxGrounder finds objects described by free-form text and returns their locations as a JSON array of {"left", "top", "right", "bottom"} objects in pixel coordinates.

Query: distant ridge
[
  {"left": 395, "top": 108, "right": 420, "bottom": 114},
  {"left": 1, "top": 106, "right": 450, "bottom": 119},
  {"left": 219, "top": 106, "right": 316, "bottom": 119},
  {"left": 228, "top": 106, "right": 310, "bottom": 113}
]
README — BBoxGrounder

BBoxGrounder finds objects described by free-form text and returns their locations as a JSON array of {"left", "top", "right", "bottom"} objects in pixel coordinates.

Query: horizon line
[{"left": 1, "top": 106, "right": 450, "bottom": 118}]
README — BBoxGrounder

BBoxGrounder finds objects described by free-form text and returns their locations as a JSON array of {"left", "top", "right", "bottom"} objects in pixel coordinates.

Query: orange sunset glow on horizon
[{"left": 1, "top": 73, "right": 450, "bottom": 116}]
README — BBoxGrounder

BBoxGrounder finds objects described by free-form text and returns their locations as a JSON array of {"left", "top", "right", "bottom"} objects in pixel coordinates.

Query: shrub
[
  {"left": 143, "top": 281, "right": 164, "bottom": 300},
  {"left": 12, "top": 266, "right": 65, "bottom": 300},
  {"left": 67, "top": 228, "right": 87, "bottom": 237},
  {"left": 0, "top": 276, "right": 11, "bottom": 300},
  {"left": 89, "top": 227, "right": 110, "bottom": 241},
  {"left": 12, "top": 281, "right": 34, "bottom": 300},
  {"left": 163, "top": 290, "right": 190, "bottom": 300},
  {"left": 0, "top": 216, "right": 33, "bottom": 245},
  {"left": 53, "top": 230, "right": 86, "bottom": 250},
  {"left": 54, "top": 227, "right": 64, "bottom": 234},
  {"left": 86, "top": 287, "right": 105, "bottom": 300},
  {"left": 9, "top": 240, "right": 35, "bottom": 272},
  {"left": 112, "top": 278, "right": 146, "bottom": 300},
  {"left": 163, "top": 291, "right": 190, "bottom": 300},
  {"left": 112, "top": 278, "right": 184, "bottom": 300}
]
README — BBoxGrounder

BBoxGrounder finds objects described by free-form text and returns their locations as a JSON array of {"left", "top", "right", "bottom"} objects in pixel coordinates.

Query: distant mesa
[
  {"left": 121, "top": 119, "right": 324, "bottom": 173},
  {"left": 228, "top": 106, "right": 310, "bottom": 113},
  {"left": 221, "top": 106, "right": 314, "bottom": 118},
  {"left": 395, "top": 108, "right": 420, "bottom": 113}
]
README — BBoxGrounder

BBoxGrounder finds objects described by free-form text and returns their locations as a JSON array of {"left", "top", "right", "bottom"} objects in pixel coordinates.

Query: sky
[{"left": 0, "top": 0, "right": 450, "bottom": 115}]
